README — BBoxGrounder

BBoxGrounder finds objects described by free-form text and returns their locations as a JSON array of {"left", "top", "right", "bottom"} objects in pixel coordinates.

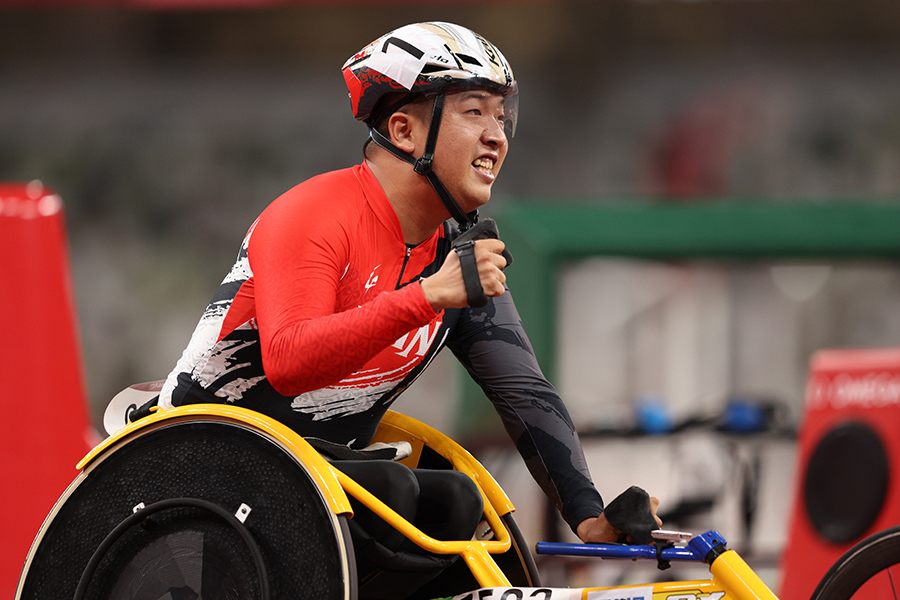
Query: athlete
[{"left": 157, "top": 22, "right": 659, "bottom": 599}]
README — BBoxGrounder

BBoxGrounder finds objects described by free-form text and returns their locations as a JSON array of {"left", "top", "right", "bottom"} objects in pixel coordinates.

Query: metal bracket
[{"left": 235, "top": 503, "right": 252, "bottom": 523}]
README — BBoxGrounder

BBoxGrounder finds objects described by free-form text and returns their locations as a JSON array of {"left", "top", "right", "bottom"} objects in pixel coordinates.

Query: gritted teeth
[{"left": 473, "top": 157, "right": 494, "bottom": 171}]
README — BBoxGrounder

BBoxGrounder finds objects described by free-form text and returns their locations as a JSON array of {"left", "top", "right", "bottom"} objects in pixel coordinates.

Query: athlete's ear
[{"left": 387, "top": 112, "right": 420, "bottom": 154}]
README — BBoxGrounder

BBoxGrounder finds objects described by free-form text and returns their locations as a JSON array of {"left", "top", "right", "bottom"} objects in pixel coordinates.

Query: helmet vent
[{"left": 455, "top": 54, "right": 484, "bottom": 67}]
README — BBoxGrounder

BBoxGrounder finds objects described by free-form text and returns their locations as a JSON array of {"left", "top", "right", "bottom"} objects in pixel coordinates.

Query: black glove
[{"left": 603, "top": 486, "right": 659, "bottom": 545}]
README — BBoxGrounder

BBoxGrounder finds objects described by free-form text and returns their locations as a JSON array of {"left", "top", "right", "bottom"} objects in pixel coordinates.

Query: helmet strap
[{"left": 367, "top": 93, "right": 478, "bottom": 230}]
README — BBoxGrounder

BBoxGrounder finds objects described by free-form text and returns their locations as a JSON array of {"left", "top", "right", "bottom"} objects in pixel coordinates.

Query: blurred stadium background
[{"left": 4, "top": 0, "right": 900, "bottom": 595}]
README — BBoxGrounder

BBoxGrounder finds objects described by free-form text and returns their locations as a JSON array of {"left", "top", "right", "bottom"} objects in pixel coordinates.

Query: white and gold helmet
[
  {"left": 342, "top": 22, "right": 518, "bottom": 137},
  {"left": 342, "top": 22, "right": 518, "bottom": 228}
]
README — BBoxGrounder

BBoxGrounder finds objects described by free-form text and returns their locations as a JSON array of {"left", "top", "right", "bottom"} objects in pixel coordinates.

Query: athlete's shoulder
[
  {"left": 278, "top": 165, "right": 367, "bottom": 208},
  {"left": 301, "top": 163, "right": 370, "bottom": 195},
  {"left": 253, "top": 165, "right": 368, "bottom": 232}
]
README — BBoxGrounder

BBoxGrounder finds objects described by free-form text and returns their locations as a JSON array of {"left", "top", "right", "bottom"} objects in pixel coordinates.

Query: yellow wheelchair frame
[
  {"left": 79, "top": 404, "right": 520, "bottom": 588},
  {"left": 18, "top": 403, "right": 781, "bottom": 600}
]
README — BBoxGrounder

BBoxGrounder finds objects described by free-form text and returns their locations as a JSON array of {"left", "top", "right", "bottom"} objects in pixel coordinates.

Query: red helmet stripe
[{"left": 342, "top": 67, "right": 363, "bottom": 116}]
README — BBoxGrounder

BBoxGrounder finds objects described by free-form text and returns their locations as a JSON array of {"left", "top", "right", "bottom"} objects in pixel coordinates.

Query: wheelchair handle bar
[
  {"left": 537, "top": 529, "right": 725, "bottom": 564},
  {"left": 535, "top": 541, "right": 703, "bottom": 562}
]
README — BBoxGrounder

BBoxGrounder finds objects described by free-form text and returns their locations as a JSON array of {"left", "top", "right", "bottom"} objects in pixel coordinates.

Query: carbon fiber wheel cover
[{"left": 18, "top": 421, "right": 353, "bottom": 600}]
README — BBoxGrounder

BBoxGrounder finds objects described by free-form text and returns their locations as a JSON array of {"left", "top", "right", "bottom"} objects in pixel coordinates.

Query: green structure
[{"left": 458, "top": 200, "right": 900, "bottom": 433}]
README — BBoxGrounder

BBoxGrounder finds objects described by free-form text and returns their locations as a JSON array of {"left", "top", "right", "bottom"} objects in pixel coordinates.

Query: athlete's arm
[
  {"left": 249, "top": 191, "right": 437, "bottom": 396},
  {"left": 446, "top": 290, "right": 605, "bottom": 532}
]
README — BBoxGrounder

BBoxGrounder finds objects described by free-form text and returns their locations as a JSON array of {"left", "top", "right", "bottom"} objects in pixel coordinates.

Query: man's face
[{"left": 430, "top": 90, "right": 510, "bottom": 214}]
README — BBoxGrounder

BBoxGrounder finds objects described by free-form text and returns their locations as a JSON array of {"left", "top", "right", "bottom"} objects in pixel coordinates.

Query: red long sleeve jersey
[
  {"left": 160, "top": 162, "right": 604, "bottom": 531},
  {"left": 161, "top": 163, "right": 446, "bottom": 432}
]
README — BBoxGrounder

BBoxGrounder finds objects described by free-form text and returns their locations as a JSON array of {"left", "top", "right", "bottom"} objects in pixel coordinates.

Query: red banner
[{"left": 0, "top": 182, "right": 92, "bottom": 599}]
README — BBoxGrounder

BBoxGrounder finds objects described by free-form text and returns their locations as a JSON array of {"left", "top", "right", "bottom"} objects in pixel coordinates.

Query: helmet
[
  {"left": 342, "top": 22, "right": 518, "bottom": 137},
  {"left": 342, "top": 22, "right": 518, "bottom": 228}
]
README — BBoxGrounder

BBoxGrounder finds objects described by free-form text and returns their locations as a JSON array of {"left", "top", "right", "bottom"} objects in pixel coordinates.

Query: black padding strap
[
  {"left": 603, "top": 486, "right": 659, "bottom": 546},
  {"left": 455, "top": 239, "right": 488, "bottom": 308},
  {"left": 451, "top": 218, "right": 513, "bottom": 308}
]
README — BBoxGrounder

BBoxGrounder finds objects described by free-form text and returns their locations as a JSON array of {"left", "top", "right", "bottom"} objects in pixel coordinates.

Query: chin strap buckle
[{"left": 413, "top": 155, "right": 433, "bottom": 175}]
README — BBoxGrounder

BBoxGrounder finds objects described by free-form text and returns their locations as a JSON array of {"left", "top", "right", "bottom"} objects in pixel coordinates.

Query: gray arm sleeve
[{"left": 446, "top": 288, "right": 604, "bottom": 532}]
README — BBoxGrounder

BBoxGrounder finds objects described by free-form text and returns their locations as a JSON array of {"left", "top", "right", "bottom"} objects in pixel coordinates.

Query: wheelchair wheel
[
  {"left": 809, "top": 525, "right": 900, "bottom": 600},
  {"left": 16, "top": 418, "right": 356, "bottom": 600}
]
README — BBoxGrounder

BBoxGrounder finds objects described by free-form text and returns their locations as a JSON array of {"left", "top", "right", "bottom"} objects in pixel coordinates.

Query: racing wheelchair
[{"left": 16, "top": 397, "right": 784, "bottom": 600}]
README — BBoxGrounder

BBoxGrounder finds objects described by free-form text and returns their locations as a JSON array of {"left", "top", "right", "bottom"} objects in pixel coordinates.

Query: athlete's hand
[
  {"left": 576, "top": 496, "right": 662, "bottom": 544},
  {"left": 420, "top": 239, "right": 508, "bottom": 311}
]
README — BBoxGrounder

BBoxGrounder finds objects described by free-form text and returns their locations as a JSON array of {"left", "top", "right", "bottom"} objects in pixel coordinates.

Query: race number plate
[{"left": 450, "top": 586, "right": 655, "bottom": 600}]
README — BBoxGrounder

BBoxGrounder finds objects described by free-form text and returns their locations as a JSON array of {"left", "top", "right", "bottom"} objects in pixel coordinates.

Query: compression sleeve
[
  {"left": 447, "top": 290, "right": 605, "bottom": 533},
  {"left": 248, "top": 188, "right": 438, "bottom": 396}
]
